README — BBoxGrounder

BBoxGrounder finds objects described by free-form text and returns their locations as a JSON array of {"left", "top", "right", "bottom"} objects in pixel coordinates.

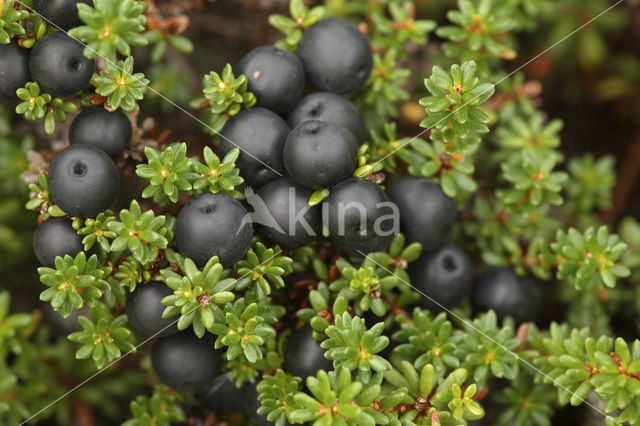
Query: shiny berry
[
  {"left": 471, "top": 267, "right": 542, "bottom": 324},
  {"left": 33, "top": 0, "right": 93, "bottom": 30},
  {"left": 0, "top": 40, "right": 30, "bottom": 100},
  {"left": 174, "top": 193, "right": 253, "bottom": 267},
  {"left": 283, "top": 121, "right": 358, "bottom": 190},
  {"left": 125, "top": 281, "right": 178, "bottom": 338},
  {"left": 325, "top": 178, "right": 398, "bottom": 255},
  {"left": 408, "top": 243, "right": 473, "bottom": 311},
  {"left": 288, "top": 92, "right": 367, "bottom": 144},
  {"left": 297, "top": 18, "right": 373, "bottom": 94},
  {"left": 387, "top": 177, "right": 457, "bottom": 252},
  {"left": 70, "top": 106, "right": 132, "bottom": 158},
  {"left": 284, "top": 325, "right": 332, "bottom": 379},
  {"left": 219, "top": 107, "right": 289, "bottom": 186},
  {"left": 32, "top": 217, "right": 84, "bottom": 267},
  {"left": 237, "top": 46, "right": 305, "bottom": 114},
  {"left": 29, "top": 32, "right": 94, "bottom": 97},
  {"left": 255, "top": 177, "right": 321, "bottom": 249},
  {"left": 151, "top": 331, "right": 222, "bottom": 391},
  {"left": 48, "top": 143, "right": 120, "bottom": 217}
]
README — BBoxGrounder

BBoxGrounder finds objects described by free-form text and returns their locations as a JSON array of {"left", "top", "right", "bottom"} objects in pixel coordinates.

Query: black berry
[
  {"left": 29, "top": 31, "right": 94, "bottom": 97},
  {"left": 0, "top": 39, "right": 30, "bottom": 100},
  {"left": 237, "top": 46, "right": 305, "bottom": 114},
  {"left": 69, "top": 106, "right": 132, "bottom": 158},
  {"left": 283, "top": 121, "right": 358, "bottom": 190},
  {"left": 48, "top": 143, "right": 120, "bottom": 218},
  {"left": 325, "top": 178, "right": 398, "bottom": 255},
  {"left": 125, "top": 281, "right": 178, "bottom": 338},
  {"left": 32, "top": 217, "right": 84, "bottom": 267},
  {"left": 331, "top": 235, "right": 396, "bottom": 258},
  {"left": 197, "top": 372, "right": 245, "bottom": 415},
  {"left": 288, "top": 92, "right": 367, "bottom": 144},
  {"left": 297, "top": 18, "right": 373, "bottom": 94},
  {"left": 387, "top": 177, "right": 457, "bottom": 252},
  {"left": 471, "top": 267, "right": 542, "bottom": 324},
  {"left": 219, "top": 107, "right": 289, "bottom": 186},
  {"left": 151, "top": 331, "right": 222, "bottom": 391},
  {"left": 174, "top": 193, "right": 253, "bottom": 267},
  {"left": 284, "top": 325, "right": 332, "bottom": 379},
  {"left": 408, "top": 243, "right": 473, "bottom": 312},
  {"left": 33, "top": 0, "right": 92, "bottom": 31},
  {"left": 255, "top": 177, "right": 321, "bottom": 249}
]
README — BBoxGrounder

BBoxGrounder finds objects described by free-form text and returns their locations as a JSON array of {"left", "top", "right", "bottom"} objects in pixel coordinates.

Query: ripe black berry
[
  {"left": 325, "top": 178, "right": 398, "bottom": 255},
  {"left": 151, "top": 331, "right": 222, "bottom": 391},
  {"left": 255, "top": 178, "right": 321, "bottom": 249},
  {"left": 387, "top": 177, "right": 458, "bottom": 252},
  {"left": 284, "top": 325, "right": 332, "bottom": 379},
  {"left": 288, "top": 92, "right": 367, "bottom": 144},
  {"left": 219, "top": 108, "right": 289, "bottom": 186},
  {"left": 33, "top": 0, "right": 92, "bottom": 31},
  {"left": 48, "top": 143, "right": 120, "bottom": 217},
  {"left": 29, "top": 32, "right": 94, "bottom": 97},
  {"left": 125, "top": 281, "right": 178, "bottom": 338},
  {"left": 408, "top": 243, "right": 473, "bottom": 312},
  {"left": 471, "top": 267, "right": 542, "bottom": 324},
  {"left": 0, "top": 40, "right": 30, "bottom": 100},
  {"left": 174, "top": 193, "right": 253, "bottom": 267},
  {"left": 297, "top": 18, "right": 373, "bottom": 94},
  {"left": 283, "top": 121, "right": 358, "bottom": 190},
  {"left": 69, "top": 106, "right": 132, "bottom": 158},
  {"left": 32, "top": 217, "right": 84, "bottom": 267},
  {"left": 237, "top": 46, "right": 305, "bottom": 114},
  {"left": 197, "top": 372, "right": 245, "bottom": 414}
]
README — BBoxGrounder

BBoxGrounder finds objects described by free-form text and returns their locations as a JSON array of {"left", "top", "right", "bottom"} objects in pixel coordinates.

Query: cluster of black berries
[
  {"left": 7, "top": 1, "right": 132, "bottom": 267},
  {"left": 149, "top": 17, "right": 542, "bottom": 422},
  {"left": 26, "top": 13, "right": 542, "bottom": 425},
  {"left": 0, "top": 1, "right": 94, "bottom": 101},
  {"left": 32, "top": 102, "right": 132, "bottom": 265}
]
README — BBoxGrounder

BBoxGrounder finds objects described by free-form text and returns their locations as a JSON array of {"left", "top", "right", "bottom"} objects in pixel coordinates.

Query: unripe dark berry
[
  {"left": 0, "top": 40, "right": 30, "bottom": 100},
  {"left": 284, "top": 325, "right": 332, "bottom": 379},
  {"left": 237, "top": 46, "right": 305, "bottom": 114},
  {"left": 255, "top": 178, "right": 321, "bottom": 250},
  {"left": 29, "top": 32, "right": 94, "bottom": 97},
  {"left": 288, "top": 92, "right": 367, "bottom": 144},
  {"left": 33, "top": 0, "right": 93, "bottom": 31},
  {"left": 218, "top": 108, "right": 289, "bottom": 186},
  {"left": 471, "top": 267, "right": 542, "bottom": 324},
  {"left": 297, "top": 18, "right": 373, "bottom": 94},
  {"left": 283, "top": 121, "right": 358, "bottom": 190},
  {"left": 197, "top": 372, "right": 245, "bottom": 414},
  {"left": 32, "top": 217, "right": 84, "bottom": 267},
  {"left": 387, "top": 177, "right": 458, "bottom": 252},
  {"left": 48, "top": 143, "right": 120, "bottom": 218},
  {"left": 125, "top": 281, "right": 178, "bottom": 338},
  {"left": 151, "top": 331, "right": 222, "bottom": 391},
  {"left": 408, "top": 243, "right": 473, "bottom": 312},
  {"left": 174, "top": 193, "right": 253, "bottom": 267},
  {"left": 70, "top": 106, "right": 132, "bottom": 158},
  {"left": 325, "top": 178, "right": 398, "bottom": 255}
]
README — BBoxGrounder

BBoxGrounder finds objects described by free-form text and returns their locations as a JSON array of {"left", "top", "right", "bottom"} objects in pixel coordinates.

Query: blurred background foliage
[{"left": 1, "top": 0, "right": 640, "bottom": 424}]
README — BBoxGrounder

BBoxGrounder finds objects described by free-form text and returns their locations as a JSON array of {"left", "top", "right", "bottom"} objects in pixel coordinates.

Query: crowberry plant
[{"left": 1, "top": 0, "right": 639, "bottom": 425}]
